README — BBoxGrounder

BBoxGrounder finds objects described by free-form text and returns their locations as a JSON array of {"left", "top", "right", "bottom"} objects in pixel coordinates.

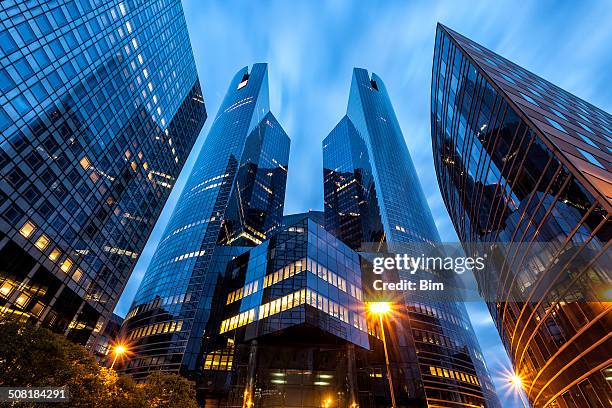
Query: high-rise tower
[
  {"left": 324, "top": 68, "right": 500, "bottom": 407},
  {"left": 431, "top": 24, "right": 611, "bottom": 407},
  {"left": 120, "top": 64, "right": 291, "bottom": 380},
  {"left": 0, "top": 0, "right": 206, "bottom": 347}
]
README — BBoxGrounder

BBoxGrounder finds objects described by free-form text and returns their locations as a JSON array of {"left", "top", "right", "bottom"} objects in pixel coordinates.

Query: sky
[{"left": 114, "top": 1, "right": 612, "bottom": 406}]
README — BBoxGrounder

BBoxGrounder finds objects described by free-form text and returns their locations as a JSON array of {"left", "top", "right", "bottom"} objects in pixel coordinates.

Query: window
[
  {"left": 237, "top": 73, "right": 249, "bottom": 90},
  {"left": 520, "top": 93, "right": 538, "bottom": 106},
  {"left": 19, "top": 221, "right": 36, "bottom": 238},
  {"left": 578, "top": 133, "right": 598, "bottom": 149},
  {"left": 35, "top": 15, "right": 53, "bottom": 35},
  {"left": 0, "top": 31, "right": 17, "bottom": 55},
  {"left": 49, "top": 248, "right": 61, "bottom": 261},
  {"left": 60, "top": 259, "right": 73, "bottom": 273},
  {"left": 35, "top": 234, "right": 50, "bottom": 250},
  {"left": 14, "top": 59, "right": 34, "bottom": 80},
  {"left": 546, "top": 117, "right": 566, "bottom": 133},
  {"left": 0, "top": 69, "right": 15, "bottom": 93},
  {"left": 16, "top": 22, "right": 36, "bottom": 45},
  {"left": 578, "top": 148, "right": 605, "bottom": 169}
]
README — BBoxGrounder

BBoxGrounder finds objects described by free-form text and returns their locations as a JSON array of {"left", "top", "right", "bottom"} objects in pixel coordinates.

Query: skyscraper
[
  {"left": 324, "top": 68, "right": 500, "bottom": 407},
  {"left": 0, "top": 0, "right": 205, "bottom": 347},
  {"left": 120, "top": 64, "right": 291, "bottom": 380},
  {"left": 431, "top": 24, "right": 611, "bottom": 407}
]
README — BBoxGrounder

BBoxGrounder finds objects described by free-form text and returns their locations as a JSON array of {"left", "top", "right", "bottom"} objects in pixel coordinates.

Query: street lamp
[
  {"left": 508, "top": 372, "right": 529, "bottom": 408},
  {"left": 368, "top": 302, "right": 397, "bottom": 408},
  {"left": 110, "top": 344, "right": 127, "bottom": 370}
]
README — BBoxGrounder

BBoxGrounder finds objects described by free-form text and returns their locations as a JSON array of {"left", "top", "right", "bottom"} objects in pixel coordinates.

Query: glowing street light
[
  {"left": 110, "top": 344, "right": 127, "bottom": 370},
  {"left": 368, "top": 302, "right": 397, "bottom": 408},
  {"left": 508, "top": 372, "right": 529, "bottom": 408}
]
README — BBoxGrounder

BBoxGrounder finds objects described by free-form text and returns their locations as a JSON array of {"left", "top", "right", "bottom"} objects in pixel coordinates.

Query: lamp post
[
  {"left": 369, "top": 302, "right": 397, "bottom": 408},
  {"left": 110, "top": 344, "right": 127, "bottom": 370},
  {"left": 509, "top": 373, "right": 529, "bottom": 408}
]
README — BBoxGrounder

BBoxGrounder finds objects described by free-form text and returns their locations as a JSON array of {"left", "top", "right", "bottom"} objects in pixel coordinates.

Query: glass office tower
[
  {"left": 200, "top": 213, "right": 370, "bottom": 407},
  {"left": 0, "top": 0, "right": 206, "bottom": 346},
  {"left": 324, "top": 68, "right": 500, "bottom": 407},
  {"left": 431, "top": 24, "right": 611, "bottom": 407},
  {"left": 120, "top": 64, "right": 291, "bottom": 380}
]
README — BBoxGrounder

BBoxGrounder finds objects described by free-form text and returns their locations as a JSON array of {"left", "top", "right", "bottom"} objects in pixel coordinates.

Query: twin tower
[{"left": 119, "top": 63, "right": 500, "bottom": 407}]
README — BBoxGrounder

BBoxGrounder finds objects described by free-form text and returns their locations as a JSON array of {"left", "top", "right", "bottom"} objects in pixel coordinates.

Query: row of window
[
  {"left": 0, "top": 278, "right": 45, "bottom": 317},
  {"left": 225, "top": 257, "right": 364, "bottom": 309},
  {"left": 409, "top": 301, "right": 467, "bottom": 329},
  {"left": 219, "top": 288, "right": 366, "bottom": 335},
  {"left": 125, "top": 291, "right": 193, "bottom": 321},
  {"left": 226, "top": 279, "right": 259, "bottom": 305},
  {"left": 203, "top": 347, "right": 234, "bottom": 371},
  {"left": 127, "top": 319, "right": 184, "bottom": 340},
  {"left": 19, "top": 220, "right": 83, "bottom": 282},
  {"left": 428, "top": 365, "right": 480, "bottom": 386}
]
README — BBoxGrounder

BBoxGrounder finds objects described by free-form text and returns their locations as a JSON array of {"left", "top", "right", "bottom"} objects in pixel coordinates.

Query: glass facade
[
  {"left": 200, "top": 215, "right": 370, "bottom": 407},
  {"left": 0, "top": 0, "right": 205, "bottom": 347},
  {"left": 120, "top": 64, "right": 291, "bottom": 380},
  {"left": 324, "top": 68, "right": 500, "bottom": 407},
  {"left": 431, "top": 24, "right": 611, "bottom": 407}
]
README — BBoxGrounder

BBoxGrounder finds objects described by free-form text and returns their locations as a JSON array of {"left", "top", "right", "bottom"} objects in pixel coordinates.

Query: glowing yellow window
[
  {"left": 15, "top": 293, "right": 30, "bottom": 308},
  {"left": 34, "top": 234, "right": 50, "bottom": 250},
  {"left": 430, "top": 366, "right": 436, "bottom": 376},
  {"left": 72, "top": 269, "right": 82, "bottom": 282},
  {"left": 19, "top": 221, "right": 36, "bottom": 238},
  {"left": 49, "top": 248, "right": 61, "bottom": 261},
  {"left": 0, "top": 281, "right": 14, "bottom": 297},
  {"left": 79, "top": 156, "right": 91, "bottom": 170},
  {"left": 60, "top": 259, "right": 73, "bottom": 273}
]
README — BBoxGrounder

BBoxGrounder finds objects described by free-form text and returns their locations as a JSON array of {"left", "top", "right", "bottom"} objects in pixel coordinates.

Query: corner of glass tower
[{"left": 118, "top": 62, "right": 290, "bottom": 380}]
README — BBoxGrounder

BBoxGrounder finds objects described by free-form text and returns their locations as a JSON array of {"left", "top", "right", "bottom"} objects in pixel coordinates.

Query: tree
[
  {"left": 0, "top": 318, "right": 198, "bottom": 408},
  {"left": 143, "top": 371, "right": 199, "bottom": 408}
]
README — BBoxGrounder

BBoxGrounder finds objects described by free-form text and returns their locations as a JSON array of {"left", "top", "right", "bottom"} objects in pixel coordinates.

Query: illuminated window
[
  {"left": 79, "top": 156, "right": 91, "bottom": 170},
  {"left": 72, "top": 269, "right": 82, "bottom": 282},
  {"left": 15, "top": 293, "right": 30, "bottom": 308},
  {"left": 34, "top": 234, "right": 50, "bottom": 250},
  {"left": 60, "top": 259, "right": 73, "bottom": 273},
  {"left": 49, "top": 248, "right": 61, "bottom": 261},
  {"left": 19, "top": 221, "right": 36, "bottom": 238},
  {"left": 0, "top": 281, "right": 14, "bottom": 297}
]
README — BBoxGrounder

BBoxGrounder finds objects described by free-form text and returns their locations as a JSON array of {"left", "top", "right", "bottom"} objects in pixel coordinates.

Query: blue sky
[{"left": 115, "top": 1, "right": 612, "bottom": 405}]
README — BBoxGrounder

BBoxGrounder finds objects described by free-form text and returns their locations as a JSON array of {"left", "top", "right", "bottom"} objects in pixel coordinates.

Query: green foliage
[
  {"left": 144, "top": 371, "right": 199, "bottom": 408},
  {"left": 0, "top": 318, "right": 198, "bottom": 408}
]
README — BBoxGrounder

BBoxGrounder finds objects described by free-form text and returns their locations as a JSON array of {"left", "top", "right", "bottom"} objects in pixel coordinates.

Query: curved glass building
[
  {"left": 324, "top": 68, "right": 500, "bottom": 407},
  {"left": 0, "top": 0, "right": 205, "bottom": 347},
  {"left": 120, "top": 64, "right": 291, "bottom": 380},
  {"left": 431, "top": 24, "right": 611, "bottom": 407}
]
